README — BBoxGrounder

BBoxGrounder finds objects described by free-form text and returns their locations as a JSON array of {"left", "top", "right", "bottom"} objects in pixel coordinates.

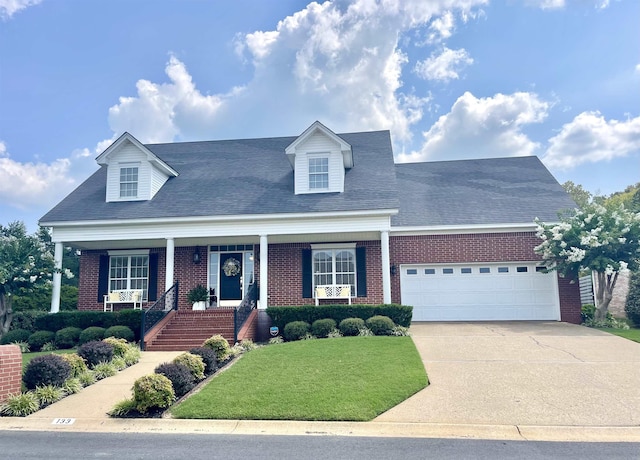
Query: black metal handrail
[
  {"left": 234, "top": 283, "right": 257, "bottom": 342},
  {"left": 140, "top": 281, "right": 179, "bottom": 350}
]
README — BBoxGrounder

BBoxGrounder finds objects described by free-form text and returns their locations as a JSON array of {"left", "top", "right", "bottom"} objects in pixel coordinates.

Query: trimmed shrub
[
  {"left": 78, "top": 327, "right": 106, "bottom": 345},
  {"left": 60, "top": 353, "right": 89, "bottom": 377},
  {"left": 283, "top": 321, "right": 310, "bottom": 341},
  {"left": 0, "top": 392, "right": 40, "bottom": 416},
  {"left": 104, "top": 325, "right": 134, "bottom": 342},
  {"left": 625, "top": 270, "right": 640, "bottom": 327},
  {"left": 35, "top": 311, "right": 118, "bottom": 332},
  {"left": 102, "top": 337, "right": 130, "bottom": 357},
  {"left": 28, "top": 331, "right": 56, "bottom": 351},
  {"left": 55, "top": 327, "right": 82, "bottom": 349},
  {"left": 132, "top": 374, "right": 175, "bottom": 414},
  {"left": 339, "top": 317, "right": 366, "bottom": 336},
  {"left": 116, "top": 309, "right": 142, "bottom": 341},
  {"left": 173, "top": 352, "right": 205, "bottom": 381},
  {"left": 202, "top": 335, "right": 231, "bottom": 361},
  {"left": 77, "top": 340, "right": 114, "bottom": 367},
  {"left": 267, "top": 304, "right": 413, "bottom": 330},
  {"left": 9, "top": 310, "right": 48, "bottom": 332},
  {"left": 155, "top": 362, "right": 196, "bottom": 397},
  {"left": 0, "top": 328, "right": 31, "bottom": 345},
  {"left": 366, "top": 315, "right": 395, "bottom": 336},
  {"left": 23, "top": 354, "right": 71, "bottom": 390},
  {"left": 189, "top": 347, "right": 217, "bottom": 375},
  {"left": 311, "top": 319, "right": 337, "bottom": 338}
]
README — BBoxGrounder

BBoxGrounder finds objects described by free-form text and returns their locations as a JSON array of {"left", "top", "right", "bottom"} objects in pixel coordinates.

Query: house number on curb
[{"left": 52, "top": 418, "right": 75, "bottom": 425}]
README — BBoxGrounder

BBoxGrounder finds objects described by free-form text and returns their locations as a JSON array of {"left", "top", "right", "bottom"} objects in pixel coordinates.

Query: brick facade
[
  {"left": 0, "top": 345, "right": 22, "bottom": 404},
  {"left": 76, "top": 232, "right": 581, "bottom": 323}
]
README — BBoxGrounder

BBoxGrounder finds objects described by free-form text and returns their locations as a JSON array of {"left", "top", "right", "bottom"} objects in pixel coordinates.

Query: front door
[{"left": 219, "top": 253, "right": 243, "bottom": 303}]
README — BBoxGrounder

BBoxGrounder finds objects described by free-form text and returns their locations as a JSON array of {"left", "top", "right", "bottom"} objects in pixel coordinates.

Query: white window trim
[
  {"left": 108, "top": 253, "right": 150, "bottom": 300},
  {"left": 108, "top": 249, "right": 150, "bottom": 256},
  {"left": 312, "top": 247, "right": 357, "bottom": 296},
  {"left": 308, "top": 154, "right": 329, "bottom": 190},
  {"left": 311, "top": 243, "right": 356, "bottom": 250},
  {"left": 118, "top": 162, "right": 141, "bottom": 199}
]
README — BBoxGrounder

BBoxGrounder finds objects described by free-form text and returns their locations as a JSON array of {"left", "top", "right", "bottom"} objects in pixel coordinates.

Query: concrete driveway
[{"left": 375, "top": 322, "right": 640, "bottom": 426}]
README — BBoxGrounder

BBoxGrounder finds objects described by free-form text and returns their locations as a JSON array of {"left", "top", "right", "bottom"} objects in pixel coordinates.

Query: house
[{"left": 40, "top": 121, "right": 581, "bottom": 346}]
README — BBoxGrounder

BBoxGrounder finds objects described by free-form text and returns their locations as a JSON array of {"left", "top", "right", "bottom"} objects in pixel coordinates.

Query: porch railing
[
  {"left": 140, "top": 281, "right": 179, "bottom": 350},
  {"left": 234, "top": 283, "right": 257, "bottom": 342}
]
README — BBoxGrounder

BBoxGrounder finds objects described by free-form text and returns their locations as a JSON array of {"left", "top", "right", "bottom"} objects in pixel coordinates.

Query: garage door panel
[{"left": 402, "top": 263, "right": 559, "bottom": 322}]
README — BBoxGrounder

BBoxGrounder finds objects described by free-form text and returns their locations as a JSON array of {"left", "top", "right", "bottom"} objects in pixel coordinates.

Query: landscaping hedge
[
  {"left": 267, "top": 304, "right": 413, "bottom": 330},
  {"left": 31, "top": 310, "right": 142, "bottom": 340}
]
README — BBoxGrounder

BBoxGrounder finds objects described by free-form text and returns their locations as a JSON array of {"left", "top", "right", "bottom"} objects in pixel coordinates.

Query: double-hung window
[
  {"left": 119, "top": 166, "right": 139, "bottom": 198},
  {"left": 312, "top": 248, "right": 356, "bottom": 296},
  {"left": 308, "top": 157, "right": 329, "bottom": 190},
  {"left": 109, "top": 254, "right": 149, "bottom": 300}
]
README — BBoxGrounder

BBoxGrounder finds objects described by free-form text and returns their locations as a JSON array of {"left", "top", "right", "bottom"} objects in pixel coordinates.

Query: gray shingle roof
[
  {"left": 40, "top": 130, "right": 399, "bottom": 223},
  {"left": 392, "top": 156, "right": 576, "bottom": 227}
]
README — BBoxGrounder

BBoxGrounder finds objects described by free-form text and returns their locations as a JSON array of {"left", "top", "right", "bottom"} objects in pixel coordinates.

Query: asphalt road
[{"left": 1, "top": 431, "right": 638, "bottom": 459}]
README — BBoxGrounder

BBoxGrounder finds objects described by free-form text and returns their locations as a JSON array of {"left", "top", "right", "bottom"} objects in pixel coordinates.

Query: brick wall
[
  {"left": 389, "top": 232, "right": 582, "bottom": 324},
  {"left": 0, "top": 345, "right": 22, "bottom": 404}
]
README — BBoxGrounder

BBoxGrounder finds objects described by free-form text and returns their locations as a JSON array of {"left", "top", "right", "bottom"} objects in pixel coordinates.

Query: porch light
[
  {"left": 390, "top": 264, "right": 397, "bottom": 276},
  {"left": 193, "top": 248, "right": 201, "bottom": 264}
]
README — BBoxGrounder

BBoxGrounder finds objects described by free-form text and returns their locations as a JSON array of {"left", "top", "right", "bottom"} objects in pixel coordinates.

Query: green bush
[
  {"left": 267, "top": 304, "right": 412, "bottom": 330},
  {"left": 34, "top": 384, "right": 65, "bottom": 407},
  {"left": 55, "top": 327, "right": 82, "bottom": 349},
  {"left": 283, "top": 321, "right": 310, "bottom": 341},
  {"left": 28, "top": 331, "right": 56, "bottom": 351},
  {"left": 78, "top": 327, "right": 106, "bottom": 345},
  {"left": 625, "top": 270, "right": 640, "bottom": 327},
  {"left": 132, "top": 374, "right": 175, "bottom": 414},
  {"left": 155, "top": 362, "right": 195, "bottom": 398},
  {"left": 23, "top": 354, "right": 71, "bottom": 390},
  {"left": 189, "top": 347, "right": 218, "bottom": 375},
  {"left": 9, "top": 311, "right": 48, "bottom": 332},
  {"left": 77, "top": 340, "right": 114, "bottom": 367},
  {"left": 102, "top": 337, "right": 130, "bottom": 357},
  {"left": 311, "top": 318, "right": 337, "bottom": 338},
  {"left": 62, "top": 378, "right": 82, "bottom": 395},
  {"left": 173, "top": 352, "right": 205, "bottom": 381},
  {"left": 0, "top": 392, "right": 40, "bottom": 416},
  {"left": 104, "top": 325, "right": 134, "bottom": 342},
  {"left": 339, "top": 317, "right": 366, "bottom": 336},
  {"left": 116, "top": 309, "right": 142, "bottom": 341},
  {"left": 365, "top": 315, "right": 395, "bottom": 336},
  {"left": 0, "top": 328, "right": 31, "bottom": 345},
  {"left": 60, "top": 353, "right": 89, "bottom": 378},
  {"left": 202, "top": 335, "right": 231, "bottom": 361},
  {"left": 35, "top": 311, "right": 118, "bottom": 332},
  {"left": 92, "top": 361, "right": 118, "bottom": 380},
  {"left": 12, "top": 285, "right": 78, "bottom": 312}
]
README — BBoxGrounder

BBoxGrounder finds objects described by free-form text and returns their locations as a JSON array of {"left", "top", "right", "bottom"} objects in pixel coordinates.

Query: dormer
[
  {"left": 285, "top": 121, "right": 353, "bottom": 195},
  {"left": 96, "top": 133, "right": 178, "bottom": 202}
]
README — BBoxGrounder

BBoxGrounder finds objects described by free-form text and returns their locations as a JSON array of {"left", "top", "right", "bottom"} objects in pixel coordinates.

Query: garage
[{"left": 401, "top": 262, "right": 560, "bottom": 321}]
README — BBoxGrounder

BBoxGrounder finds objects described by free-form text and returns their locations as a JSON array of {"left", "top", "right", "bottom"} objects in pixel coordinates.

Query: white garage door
[{"left": 401, "top": 263, "right": 560, "bottom": 321}]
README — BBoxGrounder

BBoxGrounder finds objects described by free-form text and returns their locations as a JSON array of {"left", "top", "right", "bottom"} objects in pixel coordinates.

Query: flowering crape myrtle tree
[
  {"left": 534, "top": 204, "right": 640, "bottom": 322},
  {"left": 0, "top": 222, "right": 55, "bottom": 339}
]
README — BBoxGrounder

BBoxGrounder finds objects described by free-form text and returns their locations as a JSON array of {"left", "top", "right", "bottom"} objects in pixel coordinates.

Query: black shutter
[
  {"left": 356, "top": 246, "right": 367, "bottom": 297},
  {"left": 302, "top": 249, "right": 312, "bottom": 298},
  {"left": 97, "top": 255, "right": 109, "bottom": 302},
  {"left": 148, "top": 253, "right": 159, "bottom": 301}
]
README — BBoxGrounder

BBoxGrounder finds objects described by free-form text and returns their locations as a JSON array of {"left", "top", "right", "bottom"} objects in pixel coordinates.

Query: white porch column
[
  {"left": 380, "top": 230, "right": 392, "bottom": 304},
  {"left": 165, "top": 237, "right": 175, "bottom": 291},
  {"left": 259, "top": 234, "right": 268, "bottom": 309},
  {"left": 50, "top": 242, "right": 63, "bottom": 313}
]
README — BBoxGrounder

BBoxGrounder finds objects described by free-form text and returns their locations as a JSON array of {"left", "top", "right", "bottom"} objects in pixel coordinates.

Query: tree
[
  {"left": 562, "top": 181, "right": 593, "bottom": 209},
  {"left": 534, "top": 204, "right": 640, "bottom": 321},
  {"left": 0, "top": 222, "right": 55, "bottom": 338}
]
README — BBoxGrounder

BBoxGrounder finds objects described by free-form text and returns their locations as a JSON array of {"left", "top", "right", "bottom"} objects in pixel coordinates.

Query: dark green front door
[{"left": 220, "top": 253, "right": 243, "bottom": 301}]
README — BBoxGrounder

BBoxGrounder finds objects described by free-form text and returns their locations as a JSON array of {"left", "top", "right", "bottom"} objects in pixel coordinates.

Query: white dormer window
[
  {"left": 119, "top": 165, "right": 139, "bottom": 198},
  {"left": 309, "top": 157, "right": 329, "bottom": 190}
]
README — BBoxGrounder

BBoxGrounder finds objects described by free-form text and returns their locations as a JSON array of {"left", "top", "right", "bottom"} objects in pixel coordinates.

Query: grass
[
  {"left": 596, "top": 327, "right": 640, "bottom": 343},
  {"left": 171, "top": 336, "right": 428, "bottom": 421},
  {"left": 22, "top": 349, "right": 76, "bottom": 368}
]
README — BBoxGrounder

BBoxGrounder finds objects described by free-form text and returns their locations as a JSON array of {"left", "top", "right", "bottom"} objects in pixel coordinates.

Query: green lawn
[
  {"left": 597, "top": 327, "right": 640, "bottom": 343},
  {"left": 171, "top": 336, "right": 428, "bottom": 421},
  {"left": 21, "top": 349, "right": 76, "bottom": 367}
]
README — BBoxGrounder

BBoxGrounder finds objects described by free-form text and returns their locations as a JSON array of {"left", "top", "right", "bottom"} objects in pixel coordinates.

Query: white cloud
[
  {"left": 398, "top": 91, "right": 549, "bottom": 162},
  {"left": 543, "top": 112, "right": 640, "bottom": 169},
  {"left": 525, "top": 0, "right": 565, "bottom": 9},
  {"left": 414, "top": 47, "right": 473, "bottom": 82},
  {"left": 425, "top": 11, "right": 455, "bottom": 44},
  {"left": 0, "top": 0, "right": 41, "bottom": 19}
]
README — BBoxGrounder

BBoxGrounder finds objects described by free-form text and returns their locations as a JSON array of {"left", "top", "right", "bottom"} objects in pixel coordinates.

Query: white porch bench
[
  {"left": 315, "top": 285, "right": 352, "bottom": 306},
  {"left": 104, "top": 289, "right": 143, "bottom": 312}
]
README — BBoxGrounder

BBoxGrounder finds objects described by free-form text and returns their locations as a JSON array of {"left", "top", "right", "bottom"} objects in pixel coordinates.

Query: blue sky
[{"left": 1, "top": 0, "right": 639, "bottom": 231}]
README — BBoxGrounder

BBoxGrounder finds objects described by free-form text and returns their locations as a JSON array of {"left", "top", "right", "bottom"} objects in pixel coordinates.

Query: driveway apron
[{"left": 375, "top": 322, "right": 640, "bottom": 426}]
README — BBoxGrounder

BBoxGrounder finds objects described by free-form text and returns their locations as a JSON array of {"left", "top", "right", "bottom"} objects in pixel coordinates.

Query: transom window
[
  {"left": 119, "top": 166, "right": 139, "bottom": 198},
  {"left": 313, "top": 249, "right": 356, "bottom": 296},
  {"left": 109, "top": 255, "right": 149, "bottom": 300},
  {"left": 309, "top": 157, "right": 329, "bottom": 189}
]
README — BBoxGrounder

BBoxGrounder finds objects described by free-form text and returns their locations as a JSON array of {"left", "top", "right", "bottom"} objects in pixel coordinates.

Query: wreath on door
[{"left": 222, "top": 257, "right": 241, "bottom": 277}]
